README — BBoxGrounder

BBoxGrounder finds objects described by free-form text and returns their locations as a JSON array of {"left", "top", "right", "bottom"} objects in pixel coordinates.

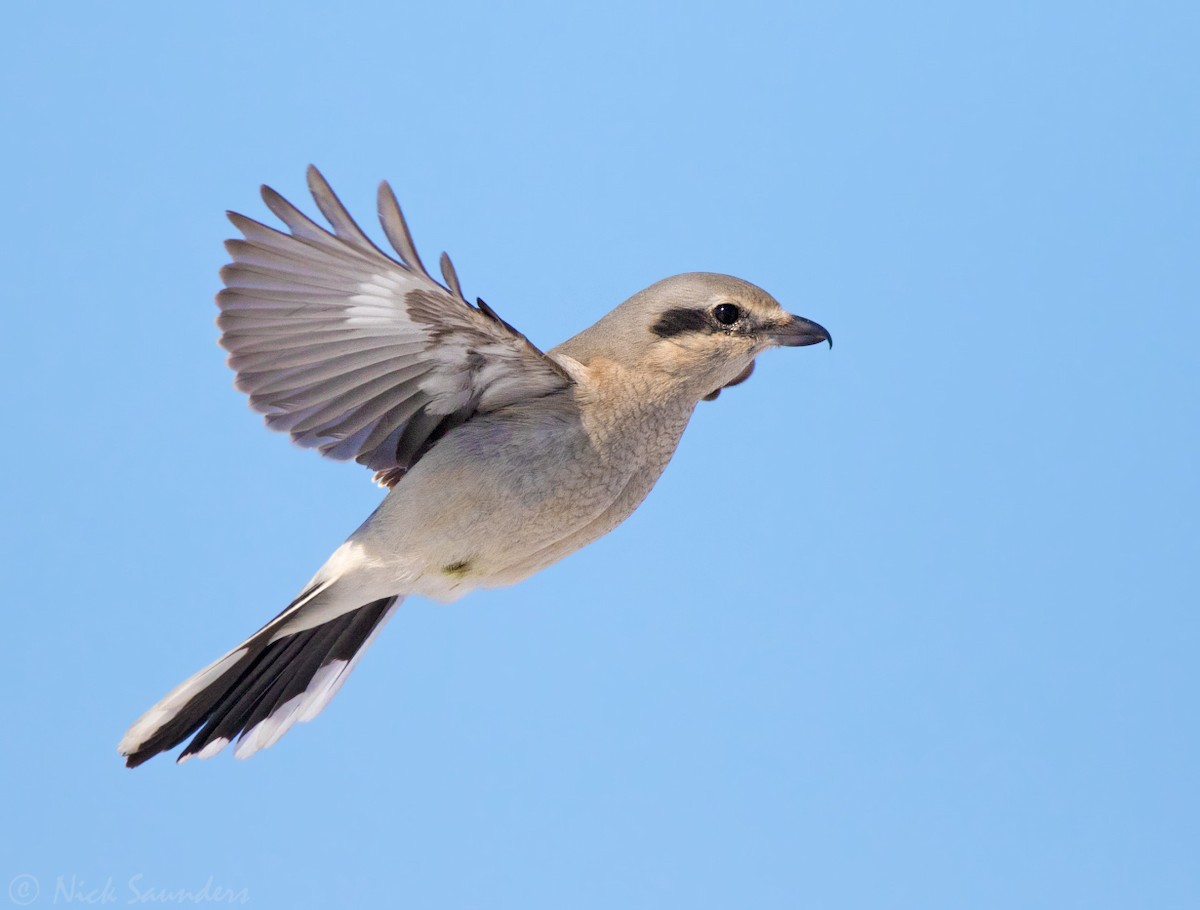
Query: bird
[{"left": 118, "top": 166, "right": 831, "bottom": 767}]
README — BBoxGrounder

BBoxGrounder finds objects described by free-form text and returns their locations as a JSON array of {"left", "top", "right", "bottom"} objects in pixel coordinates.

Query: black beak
[{"left": 773, "top": 314, "right": 832, "bottom": 349}]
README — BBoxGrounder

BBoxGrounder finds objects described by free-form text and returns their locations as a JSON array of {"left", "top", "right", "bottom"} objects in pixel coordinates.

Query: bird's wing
[{"left": 217, "top": 166, "right": 572, "bottom": 486}]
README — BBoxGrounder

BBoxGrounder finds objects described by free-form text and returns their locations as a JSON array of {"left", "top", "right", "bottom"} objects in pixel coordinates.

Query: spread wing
[{"left": 217, "top": 166, "right": 572, "bottom": 486}]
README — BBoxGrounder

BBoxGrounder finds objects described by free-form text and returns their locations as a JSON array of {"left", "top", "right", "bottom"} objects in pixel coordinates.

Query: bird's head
[{"left": 555, "top": 272, "right": 830, "bottom": 403}]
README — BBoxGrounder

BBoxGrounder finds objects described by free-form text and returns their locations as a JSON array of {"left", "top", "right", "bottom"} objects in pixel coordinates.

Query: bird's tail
[{"left": 118, "top": 586, "right": 402, "bottom": 767}]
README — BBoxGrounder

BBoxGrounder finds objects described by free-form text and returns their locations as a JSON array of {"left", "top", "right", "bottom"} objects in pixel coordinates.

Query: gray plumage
[{"left": 119, "top": 167, "right": 830, "bottom": 767}]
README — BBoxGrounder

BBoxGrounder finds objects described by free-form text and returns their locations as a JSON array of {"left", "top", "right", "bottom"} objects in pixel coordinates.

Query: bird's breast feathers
[{"left": 347, "top": 384, "right": 693, "bottom": 598}]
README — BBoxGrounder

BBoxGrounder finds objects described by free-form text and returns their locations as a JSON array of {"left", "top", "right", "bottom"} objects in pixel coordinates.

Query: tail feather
[
  {"left": 119, "top": 595, "right": 401, "bottom": 767},
  {"left": 178, "top": 624, "right": 328, "bottom": 761}
]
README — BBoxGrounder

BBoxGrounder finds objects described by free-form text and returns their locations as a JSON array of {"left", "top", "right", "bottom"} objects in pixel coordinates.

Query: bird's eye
[{"left": 713, "top": 303, "right": 741, "bottom": 326}]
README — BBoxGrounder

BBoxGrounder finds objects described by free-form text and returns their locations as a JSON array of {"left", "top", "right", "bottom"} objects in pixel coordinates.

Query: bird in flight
[{"left": 119, "top": 167, "right": 831, "bottom": 767}]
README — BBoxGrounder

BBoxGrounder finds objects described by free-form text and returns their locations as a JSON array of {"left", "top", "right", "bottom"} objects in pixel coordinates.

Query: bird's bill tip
[{"left": 774, "top": 314, "right": 832, "bottom": 349}]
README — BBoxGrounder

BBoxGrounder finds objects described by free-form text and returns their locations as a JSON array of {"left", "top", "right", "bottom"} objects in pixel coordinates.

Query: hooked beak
[{"left": 772, "top": 314, "right": 832, "bottom": 349}]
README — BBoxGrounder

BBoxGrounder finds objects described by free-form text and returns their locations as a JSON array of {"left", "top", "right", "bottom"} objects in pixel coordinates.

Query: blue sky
[{"left": 2, "top": 1, "right": 1197, "bottom": 907}]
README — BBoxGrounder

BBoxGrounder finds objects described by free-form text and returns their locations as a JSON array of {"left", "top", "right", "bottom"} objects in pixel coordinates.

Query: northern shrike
[{"left": 119, "top": 167, "right": 830, "bottom": 767}]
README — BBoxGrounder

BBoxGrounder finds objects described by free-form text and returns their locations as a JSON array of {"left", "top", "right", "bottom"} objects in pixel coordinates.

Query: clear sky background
[{"left": 2, "top": 1, "right": 1197, "bottom": 908}]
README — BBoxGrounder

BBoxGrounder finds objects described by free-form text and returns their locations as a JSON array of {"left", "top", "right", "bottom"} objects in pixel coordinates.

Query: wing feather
[
  {"left": 377, "top": 180, "right": 430, "bottom": 277},
  {"left": 216, "top": 167, "right": 572, "bottom": 485},
  {"left": 439, "top": 252, "right": 466, "bottom": 302}
]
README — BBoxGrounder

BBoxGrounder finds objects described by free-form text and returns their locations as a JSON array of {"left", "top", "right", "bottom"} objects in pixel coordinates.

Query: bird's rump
[{"left": 218, "top": 166, "right": 571, "bottom": 486}]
